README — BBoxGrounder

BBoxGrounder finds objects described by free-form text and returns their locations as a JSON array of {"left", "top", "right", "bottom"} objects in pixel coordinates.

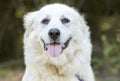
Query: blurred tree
[
  {"left": 0, "top": 0, "right": 23, "bottom": 62},
  {"left": 0, "top": 0, "right": 120, "bottom": 75}
]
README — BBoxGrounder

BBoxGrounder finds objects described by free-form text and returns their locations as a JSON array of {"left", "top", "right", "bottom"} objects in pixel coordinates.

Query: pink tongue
[{"left": 48, "top": 44, "right": 63, "bottom": 57}]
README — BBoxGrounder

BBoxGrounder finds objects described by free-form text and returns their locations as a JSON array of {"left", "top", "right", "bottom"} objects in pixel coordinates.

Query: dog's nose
[{"left": 49, "top": 28, "right": 60, "bottom": 40}]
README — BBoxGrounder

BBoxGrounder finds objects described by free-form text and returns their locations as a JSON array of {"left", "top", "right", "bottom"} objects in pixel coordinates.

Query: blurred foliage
[
  {"left": 92, "top": 15, "right": 120, "bottom": 75},
  {"left": 0, "top": 0, "right": 120, "bottom": 76}
]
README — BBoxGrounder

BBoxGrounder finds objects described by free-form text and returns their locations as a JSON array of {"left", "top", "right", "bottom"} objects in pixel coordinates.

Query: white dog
[{"left": 22, "top": 3, "right": 95, "bottom": 81}]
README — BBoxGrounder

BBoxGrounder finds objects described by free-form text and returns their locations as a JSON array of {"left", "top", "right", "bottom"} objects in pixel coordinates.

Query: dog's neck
[
  {"left": 44, "top": 63, "right": 72, "bottom": 75},
  {"left": 43, "top": 64, "right": 84, "bottom": 81}
]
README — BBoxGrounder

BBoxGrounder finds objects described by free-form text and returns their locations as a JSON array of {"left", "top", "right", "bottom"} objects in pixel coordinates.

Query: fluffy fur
[{"left": 22, "top": 3, "right": 95, "bottom": 81}]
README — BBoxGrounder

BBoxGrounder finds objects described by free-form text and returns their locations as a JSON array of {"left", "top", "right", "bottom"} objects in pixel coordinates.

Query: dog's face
[
  {"left": 24, "top": 4, "right": 89, "bottom": 65},
  {"left": 39, "top": 5, "right": 77, "bottom": 57}
]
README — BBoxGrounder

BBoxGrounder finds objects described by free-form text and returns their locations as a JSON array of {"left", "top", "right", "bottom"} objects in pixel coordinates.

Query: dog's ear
[{"left": 23, "top": 11, "right": 38, "bottom": 30}]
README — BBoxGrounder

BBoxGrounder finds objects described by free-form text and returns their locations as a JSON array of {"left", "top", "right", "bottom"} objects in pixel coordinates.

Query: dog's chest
[
  {"left": 37, "top": 64, "right": 84, "bottom": 81},
  {"left": 38, "top": 76, "right": 80, "bottom": 81}
]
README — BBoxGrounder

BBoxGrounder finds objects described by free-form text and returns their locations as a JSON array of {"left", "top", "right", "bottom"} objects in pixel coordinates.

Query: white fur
[{"left": 22, "top": 3, "right": 95, "bottom": 81}]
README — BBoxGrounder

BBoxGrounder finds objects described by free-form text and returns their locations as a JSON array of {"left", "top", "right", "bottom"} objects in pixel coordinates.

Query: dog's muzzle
[
  {"left": 42, "top": 37, "right": 71, "bottom": 57},
  {"left": 41, "top": 28, "right": 72, "bottom": 57}
]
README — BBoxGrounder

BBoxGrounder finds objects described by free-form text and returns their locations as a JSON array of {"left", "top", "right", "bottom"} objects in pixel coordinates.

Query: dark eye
[
  {"left": 61, "top": 18, "right": 70, "bottom": 24},
  {"left": 41, "top": 18, "right": 50, "bottom": 24}
]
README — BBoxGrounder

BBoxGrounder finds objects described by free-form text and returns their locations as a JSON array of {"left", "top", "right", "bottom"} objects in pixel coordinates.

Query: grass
[
  {"left": 96, "top": 75, "right": 119, "bottom": 81},
  {"left": 0, "top": 59, "right": 24, "bottom": 81},
  {"left": 0, "top": 68, "right": 23, "bottom": 81},
  {"left": 0, "top": 68, "right": 119, "bottom": 81},
  {"left": 0, "top": 60, "right": 119, "bottom": 81}
]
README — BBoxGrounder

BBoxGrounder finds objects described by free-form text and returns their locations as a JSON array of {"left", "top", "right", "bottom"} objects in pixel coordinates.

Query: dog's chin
[{"left": 42, "top": 37, "right": 71, "bottom": 57}]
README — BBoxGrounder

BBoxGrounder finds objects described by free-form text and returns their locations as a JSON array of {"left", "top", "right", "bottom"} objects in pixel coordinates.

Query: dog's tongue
[{"left": 48, "top": 44, "right": 63, "bottom": 57}]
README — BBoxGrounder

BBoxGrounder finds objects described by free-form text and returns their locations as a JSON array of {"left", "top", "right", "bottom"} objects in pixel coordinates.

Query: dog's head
[{"left": 23, "top": 3, "right": 90, "bottom": 65}]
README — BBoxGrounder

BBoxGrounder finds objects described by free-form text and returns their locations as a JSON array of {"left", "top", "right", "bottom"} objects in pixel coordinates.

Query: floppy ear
[{"left": 23, "top": 11, "right": 38, "bottom": 30}]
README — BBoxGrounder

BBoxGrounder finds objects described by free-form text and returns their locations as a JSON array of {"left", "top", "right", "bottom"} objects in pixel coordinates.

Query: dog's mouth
[{"left": 42, "top": 37, "right": 71, "bottom": 57}]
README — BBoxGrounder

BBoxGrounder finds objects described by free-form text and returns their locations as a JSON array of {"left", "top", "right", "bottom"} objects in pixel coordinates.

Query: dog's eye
[
  {"left": 61, "top": 18, "right": 70, "bottom": 24},
  {"left": 41, "top": 18, "right": 50, "bottom": 24}
]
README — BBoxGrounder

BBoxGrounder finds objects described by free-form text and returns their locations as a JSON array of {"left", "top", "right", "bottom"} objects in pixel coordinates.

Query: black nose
[{"left": 49, "top": 28, "right": 60, "bottom": 40}]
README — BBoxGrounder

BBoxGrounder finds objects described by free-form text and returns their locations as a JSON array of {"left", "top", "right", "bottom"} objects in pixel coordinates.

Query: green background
[{"left": 0, "top": 0, "right": 120, "bottom": 81}]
